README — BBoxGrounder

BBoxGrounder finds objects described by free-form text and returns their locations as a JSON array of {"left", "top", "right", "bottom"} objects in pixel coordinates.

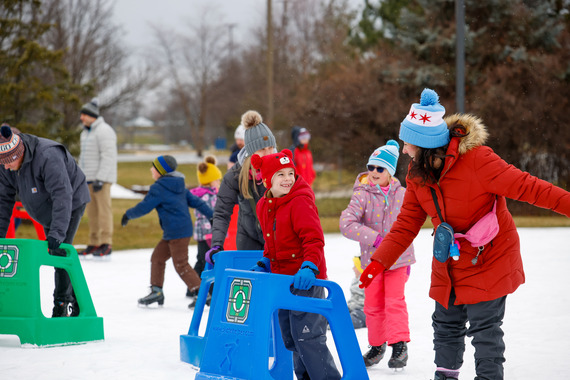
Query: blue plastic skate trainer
[{"left": 180, "top": 250, "right": 369, "bottom": 380}]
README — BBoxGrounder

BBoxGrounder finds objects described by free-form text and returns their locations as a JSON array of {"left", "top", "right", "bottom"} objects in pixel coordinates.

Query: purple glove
[
  {"left": 373, "top": 234, "right": 383, "bottom": 248},
  {"left": 205, "top": 245, "right": 223, "bottom": 265}
]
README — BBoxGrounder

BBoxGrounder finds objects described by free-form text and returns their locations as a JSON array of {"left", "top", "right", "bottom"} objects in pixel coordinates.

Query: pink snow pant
[{"left": 364, "top": 265, "right": 411, "bottom": 346}]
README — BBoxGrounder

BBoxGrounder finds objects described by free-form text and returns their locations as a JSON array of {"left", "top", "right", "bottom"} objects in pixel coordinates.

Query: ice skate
[
  {"left": 92, "top": 244, "right": 112, "bottom": 260},
  {"left": 362, "top": 343, "right": 387, "bottom": 367},
  {"left": 433, "top": 370, "right": 459, "bottom": 380},
  {"left": 188, "top": 293, "right": 211, "bottom": 309},
  {"left": 78, "top": 245, "right": 98, "bottom": 259},
  {"left": 138, "top": 286, "right": 164, "bottom": 306},
  {"left": 388, "top": 341, "right": 408, "bottom": 369}
]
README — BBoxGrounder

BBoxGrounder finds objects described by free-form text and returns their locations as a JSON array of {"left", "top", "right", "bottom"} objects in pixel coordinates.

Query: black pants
[
  {"left": 432, "top": 289, "right": 506, "bottom": 380},
  {"left": 278, "top": 286, "right": 341, "bottom": 380},
  {"left": 194, "top": 240, "right": 210, "bottom": 277},
  {"left": 44, "top": 204, "right": 86, "bottom": 305}
]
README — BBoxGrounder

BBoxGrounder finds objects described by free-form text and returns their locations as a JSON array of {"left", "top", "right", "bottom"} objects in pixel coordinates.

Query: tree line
[{"left": 1, "top": 0, "right": 568, "bottom": 194}]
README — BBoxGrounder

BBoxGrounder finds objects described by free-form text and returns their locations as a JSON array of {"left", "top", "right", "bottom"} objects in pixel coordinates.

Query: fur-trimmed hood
[{"left": 444, "top": 113, "right": 489, "bottom": 155}]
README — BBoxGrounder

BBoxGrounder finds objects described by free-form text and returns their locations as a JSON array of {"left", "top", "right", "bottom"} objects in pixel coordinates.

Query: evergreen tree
[
  {"left": 0, "top": 0, "right": 79, "bottom": 143},
  {"left": 348, "top": 0, "right": 570, "bottom": 188}
]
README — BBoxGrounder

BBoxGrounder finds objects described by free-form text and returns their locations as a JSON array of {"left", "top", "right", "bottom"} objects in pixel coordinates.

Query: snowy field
[{"left": 1, "top": 228, "right": 569, "bottom": 379}]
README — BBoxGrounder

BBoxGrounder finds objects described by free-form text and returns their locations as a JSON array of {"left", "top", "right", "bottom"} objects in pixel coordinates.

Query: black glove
[
  {"left": 121, "top": 213, "right": 129, "bottom": 227},
  {"left": 92, "top": 180, "right": 104, "bottom": 192},
  {"left": 47, "top": 236, "right": 62, "bottom": 251}
]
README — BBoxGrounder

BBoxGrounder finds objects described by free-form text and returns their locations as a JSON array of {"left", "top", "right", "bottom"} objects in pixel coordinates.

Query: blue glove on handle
[
  {"left": 205, "top": 245, "right": 223, "bottom": 265},
  {"left": 293, "top": 261, "right": 319, "bottom": 290},
  {"left": 250, "top": 257, "right": 271, "bottom": 272}
]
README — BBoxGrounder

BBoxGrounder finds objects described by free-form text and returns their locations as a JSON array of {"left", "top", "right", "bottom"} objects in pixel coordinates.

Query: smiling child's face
[{"left": 270, "top": 168, "right": 296, "bottom": 198}]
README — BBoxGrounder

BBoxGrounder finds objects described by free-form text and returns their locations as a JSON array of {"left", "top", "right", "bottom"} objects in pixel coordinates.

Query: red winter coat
[
  {"left": 371, "top": 114, "right": 570, "bottom": 307},
  {"left": 294, "top": 145, "right": 316, "bottom": 186},
  {"left": 256, "top": 175, "right": 327, "bottom": 278}
]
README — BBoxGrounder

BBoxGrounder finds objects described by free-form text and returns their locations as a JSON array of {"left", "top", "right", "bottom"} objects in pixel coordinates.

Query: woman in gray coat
[{"left": 205, "top": 110, "right": 277, "bottom": 264}]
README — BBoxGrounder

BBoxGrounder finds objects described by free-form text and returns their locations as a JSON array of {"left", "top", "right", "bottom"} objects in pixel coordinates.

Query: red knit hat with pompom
[{"left": 251, "top": 149, "right": 296, "bottom": 188}]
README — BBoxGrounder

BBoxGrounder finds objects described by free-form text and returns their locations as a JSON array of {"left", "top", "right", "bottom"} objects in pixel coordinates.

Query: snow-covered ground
[{"left": 1, "top": 228, "right": 569, "bottom": 379}]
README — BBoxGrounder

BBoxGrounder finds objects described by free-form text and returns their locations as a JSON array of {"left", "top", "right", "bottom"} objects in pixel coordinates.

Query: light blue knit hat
[
  {"left": 399, "top": 88, "right": 450, "bottom": 149},
  {"left": 367, "top": 140, "right": 400, "bottom": 176}
]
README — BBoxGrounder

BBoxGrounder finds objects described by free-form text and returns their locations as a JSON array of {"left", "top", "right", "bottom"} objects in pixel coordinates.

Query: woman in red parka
[{"left": 359, "top": 89, "right": 570, "bottom": 380}]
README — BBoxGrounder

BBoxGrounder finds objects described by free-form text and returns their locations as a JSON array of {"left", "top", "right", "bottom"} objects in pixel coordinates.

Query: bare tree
[
  {"left": 151, "top": 7, "right": 226, "bottom": 156},
  {"left": 40, "top": 0, "right": 155, "bottom": 132}
]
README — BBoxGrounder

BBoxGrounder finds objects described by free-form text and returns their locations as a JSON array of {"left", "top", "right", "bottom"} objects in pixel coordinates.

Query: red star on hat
[
  {"left": 409, "top": 111, "right": 417, "bottom": 119},
  {"left": 420, "top": 113, "right": 431, "bottom": 124}
]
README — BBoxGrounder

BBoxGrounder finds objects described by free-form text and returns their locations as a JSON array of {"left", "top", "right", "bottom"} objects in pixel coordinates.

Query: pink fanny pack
[{"left": 454, "top": 199, "right": 499, "bottom": 247}]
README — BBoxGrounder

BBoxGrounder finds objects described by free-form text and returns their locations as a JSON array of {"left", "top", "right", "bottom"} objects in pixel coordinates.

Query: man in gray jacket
[
  {"left": 0, "top": 124, "right": 90, "bottom": 317},
  {"left": 79, "top": 98, "right": 117, "bottom": 257}
]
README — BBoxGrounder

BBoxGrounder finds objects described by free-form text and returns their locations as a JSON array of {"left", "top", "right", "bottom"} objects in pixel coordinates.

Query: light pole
[
  {"left": 267, "top": 0, "right": 274, "bottom": 126},
  {"left": 456, "top": 0, "right": 465, "bottom": 113}
]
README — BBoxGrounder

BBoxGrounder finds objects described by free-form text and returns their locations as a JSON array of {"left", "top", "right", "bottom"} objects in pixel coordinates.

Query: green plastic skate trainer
[{"left": 0, "top": 238, "right": 104, "bottom": 346}]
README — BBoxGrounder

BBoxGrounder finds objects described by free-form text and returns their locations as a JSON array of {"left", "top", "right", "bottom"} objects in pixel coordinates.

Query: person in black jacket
[
  {"left": 205, "top": 110, "right": 277, "bottom": 264},
  {"left": 0, "top": 124, "right": 90, "bottom": 317}
]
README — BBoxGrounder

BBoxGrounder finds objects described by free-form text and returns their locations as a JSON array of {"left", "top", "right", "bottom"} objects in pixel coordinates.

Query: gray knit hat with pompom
[{"left": 241, "top": 110, "right": 276, "bottom": 157}]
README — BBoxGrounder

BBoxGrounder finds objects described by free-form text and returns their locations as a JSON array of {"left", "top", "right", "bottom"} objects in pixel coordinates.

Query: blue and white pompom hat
[
  {"left": 367, "top": 140, "right": 400, "bottom": 176},
  {"left": 399, "top": 88, "right": 450, "bottom": 149}
]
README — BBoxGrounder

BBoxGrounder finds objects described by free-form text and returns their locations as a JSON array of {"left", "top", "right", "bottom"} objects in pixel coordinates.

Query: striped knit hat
[
  {"left": 0, "top": 124, "right": 25, "bottom": 165},
  {"left": 241, "top": 110, "right": 276, "bottom": 157},
  {"left": 399, "top": 88, "right": 450, "bottom": 149},
  {"left": 367, "top": 140, "right": 400, "bottom": 176},
  {"left": 80, "top": 98, "right": 100, "bottom": 118},
  {"left": 153, "top": 155, "right": 177, "bottom": 176}
]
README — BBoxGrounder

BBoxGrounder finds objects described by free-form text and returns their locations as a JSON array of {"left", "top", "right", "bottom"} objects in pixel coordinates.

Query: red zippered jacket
[
  {"left": 256, "top": 175, "right": 327, "bottom": 278},
  {"left": 294, "top": 145, "right": 316, "bottom": 186},
  {"left": 372, "top": 114, "right": 570, "bottom": 307}
]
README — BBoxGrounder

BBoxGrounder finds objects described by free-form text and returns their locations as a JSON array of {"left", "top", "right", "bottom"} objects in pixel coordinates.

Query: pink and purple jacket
[
  {"left": 340, "top": 173, "right": 415, "bottom": 270},
  {"left": 190, "top": 186, "right": 217, "bottom": 242}
]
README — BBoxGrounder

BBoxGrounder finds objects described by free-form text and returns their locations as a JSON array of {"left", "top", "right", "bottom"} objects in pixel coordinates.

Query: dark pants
[
  {"left": 194, "top": 240, "right": 210, "bottom": 277},
  {"left": 278, "top": 286, "right": 341, "bottom": 380},
  {"left": 44, "top": 204, "right": 86, "bottom": 306},
  {"left": 432, "top": 289, "right": 506, "bottom": 380}
]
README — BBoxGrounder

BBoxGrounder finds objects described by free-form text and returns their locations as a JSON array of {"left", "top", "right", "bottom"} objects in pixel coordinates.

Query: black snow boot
[
  {"left": 52, "top": 301, "right": 79, "bottom": 317},
  {"left": 388, "top": 341, "right": 408, "bottom": 369},
  {"left": 138, "top": 286, "right": 164, "bottom": 306},
  {"left": 362, "top": 343, "right": 387, "bottom": 367}
]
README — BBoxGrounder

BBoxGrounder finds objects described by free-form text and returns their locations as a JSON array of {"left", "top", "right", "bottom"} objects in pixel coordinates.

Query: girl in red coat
[
  {"left": 251, "top": 149, "right": 340, "bottom": 380},
  {"left": 359, "top": 89, "right": 570, "bottom": 380}
]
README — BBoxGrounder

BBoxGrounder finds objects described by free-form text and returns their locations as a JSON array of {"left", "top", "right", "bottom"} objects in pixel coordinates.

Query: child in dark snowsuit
[
  {"left": 121, "top": 155, "right": 213, "bottom": 307},
  {"left": 250, "top": 149, "right": 341, "bottom": 380}
]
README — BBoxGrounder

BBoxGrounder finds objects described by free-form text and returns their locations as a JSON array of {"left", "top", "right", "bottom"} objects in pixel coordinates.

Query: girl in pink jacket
[{"left": 340, "top": 140, "right": 415, "bottom": 369}]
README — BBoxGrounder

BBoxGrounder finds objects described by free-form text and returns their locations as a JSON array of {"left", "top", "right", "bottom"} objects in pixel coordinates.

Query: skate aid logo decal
[
  {"left": 226, "top": 278, "right": 252, "bottom": 324},
  {"left": 0, "top": 245, "right": 19, "bottom": 278}
]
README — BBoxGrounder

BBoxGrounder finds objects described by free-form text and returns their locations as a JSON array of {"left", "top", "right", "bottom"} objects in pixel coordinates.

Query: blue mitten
[
  {"left": 250, "top": 257, "right": 271, "bottom": 272},
  {"left": 293, "top": 261, "right": 319, "bottom": 290}
]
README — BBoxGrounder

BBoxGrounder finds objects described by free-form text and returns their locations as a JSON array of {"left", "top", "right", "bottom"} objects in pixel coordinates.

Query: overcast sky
[{"left": 113, "top": 0, "right": 363, "bottom": 54}]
